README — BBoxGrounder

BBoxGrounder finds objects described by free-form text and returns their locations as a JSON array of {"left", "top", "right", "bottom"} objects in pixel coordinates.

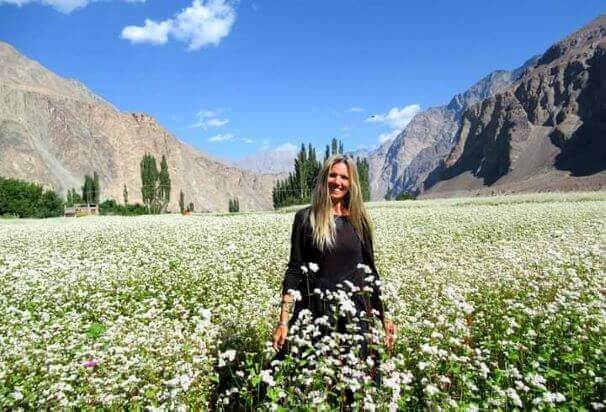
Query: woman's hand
[
  {"left": 383, "top": 319, "right": 396, "bottom": 354},
  {"left": 272, "top": 324, "right": 288, "bottom": 351}
]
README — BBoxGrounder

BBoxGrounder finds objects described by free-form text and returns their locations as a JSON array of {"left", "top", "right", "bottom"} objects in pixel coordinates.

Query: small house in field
[{"left": 64, "top": 203, "right": 98, "bottom": 217}]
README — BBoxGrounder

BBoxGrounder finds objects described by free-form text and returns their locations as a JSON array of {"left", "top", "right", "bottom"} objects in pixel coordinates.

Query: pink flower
[{"left": 83, "top": 359, "right": 99, "bottom": 368}]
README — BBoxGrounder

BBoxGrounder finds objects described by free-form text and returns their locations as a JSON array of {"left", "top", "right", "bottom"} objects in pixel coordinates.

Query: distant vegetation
[
  {"left": 99, "top": 199, "right": 147, "bottom": 216},
  {"left": 140, "top": 153, "right": 171, "bottom": 214},
  {"left": 272, "top": 138, "right": 370, "bottom": 209},
  {"left": 65, "top": 172, "right": 100, "bottom": 207},
  {"left": 0, "top": 176, "right": 63, "bottom": 218},
  {"left": 395, "top": 192, "right": 416, "bottom": 201},
  {"left": 228, "top": 197, "right": 240, "bottom": 213}
]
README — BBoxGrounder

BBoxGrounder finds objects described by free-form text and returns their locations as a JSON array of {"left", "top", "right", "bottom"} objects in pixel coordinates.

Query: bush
[
  {"left": 395, "top": 192, "right": 416, "bottom": 201},
  {"left": 229, "top": 198, "right": 240, "bottom": 213},
  {"left": 0, "top": 176, "right": 63, "bottom": 218},
  {"left": 99, "top": 200, "right": 147, "bottom": 216}
]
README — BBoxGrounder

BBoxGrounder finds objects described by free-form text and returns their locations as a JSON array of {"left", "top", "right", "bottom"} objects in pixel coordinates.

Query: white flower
[
  {"left": 218, "top": 349, "right": 236, "bottom": 367},
  {"left": 260, "top": 369, "right": 275, "bottom": 386},
  {"left": 357, "top": 263, "right": 373, "bottom": 274},
  {"left": 308, "top": 262, "right": 319, "bottom": 273},
  {"left": 424, "top": 384, "right": 440, "bottom": 396},
  {"left": 287, "top": 289, "right": 302, "bottom": 301},
  {"left": 198, "top": 307, "right": 212, "bottom": 321}
]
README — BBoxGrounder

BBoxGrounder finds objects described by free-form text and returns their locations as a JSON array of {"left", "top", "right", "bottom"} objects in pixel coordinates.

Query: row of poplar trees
[
  {"left": 272, "top": 138, "right": 370, "bottom": 209},
  {"left": 140, "top": 153, "right": 171, "bottom": 214},
  {"left": 65, "top": 172, "right": 100, "bottom": 207}
]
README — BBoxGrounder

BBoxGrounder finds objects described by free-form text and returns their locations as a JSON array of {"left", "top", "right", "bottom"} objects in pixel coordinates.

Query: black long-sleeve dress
[{"left": 277, "top": 206, "right": 387, "bottom": 363}]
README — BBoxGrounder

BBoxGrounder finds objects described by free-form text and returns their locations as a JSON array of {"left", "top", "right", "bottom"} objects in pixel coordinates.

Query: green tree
[
  {"left": 158, "top": 155, "right": 171, "bottom": 213},
  {"left": 66, "top": 188, "right": 82, "bottom": 207},
  {"left": 92, "top": 171, "right": 100, "bottom": 204},
  {"left": 179, "top": 190, "right": 185, "bottom": 214},
  {"left": 140, "top": 153, "right": 159, "bottom": 214},
  {"left": 272, "top": 139, "right": 342, "bottom": 209},
  {"left": 229, "top": 198, "right": 240, "bottom": 213},
  {"left": 356, "top": 157, "right": 370, "bottom": 201},
  {"left": 395, "top": 192, "right": 416, "bottom": 201},
  {"left": 123, "top": 184, "right": 128, "bottom": 206},
  {"left": 188, "top": 202, "right": 194, "bottom": 212},
  {"left": 0, "top": 177, "right": 63, "bottom": 218},
  {"left": 81, "top": 174, "right": 92, "bottom": 204}
]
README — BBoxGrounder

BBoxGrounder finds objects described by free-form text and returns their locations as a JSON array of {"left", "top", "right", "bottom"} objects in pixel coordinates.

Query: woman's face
[{"left": 327, "top": 162, "right": 350, "bottom": 203}]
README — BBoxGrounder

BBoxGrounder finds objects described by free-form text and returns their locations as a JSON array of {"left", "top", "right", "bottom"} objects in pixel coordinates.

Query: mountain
[
  {"left": 369, "top": 59, "right": 537, "bottom": 200},
  {"left": 0, "top": 42, "right": 277, "bottom": 212},
  {"left": 423, "top": 15, "right": 606, "bottom": 197},
  {"left": 232, "top": 146, "right": 296, "bottom": 174}
]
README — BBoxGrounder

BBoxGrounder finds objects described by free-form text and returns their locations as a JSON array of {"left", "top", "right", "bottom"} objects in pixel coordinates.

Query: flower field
[{"left": 0, "top": 192, "right": 604, "bottom": 410}]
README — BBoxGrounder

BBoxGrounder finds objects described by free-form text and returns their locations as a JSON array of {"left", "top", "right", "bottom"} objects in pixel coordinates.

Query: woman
[{"left": 272, "top": 154, "right": 396, "bottom": 398}]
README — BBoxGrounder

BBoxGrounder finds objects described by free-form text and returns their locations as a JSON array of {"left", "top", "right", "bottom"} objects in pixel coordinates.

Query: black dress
[{"left": 275, "top": 206, "right": 387, "bottom": 372}]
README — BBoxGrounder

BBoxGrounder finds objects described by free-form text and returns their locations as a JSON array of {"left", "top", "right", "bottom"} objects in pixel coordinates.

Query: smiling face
[{"left": 327, "top": 161, "right": 350, "bottom": 204}]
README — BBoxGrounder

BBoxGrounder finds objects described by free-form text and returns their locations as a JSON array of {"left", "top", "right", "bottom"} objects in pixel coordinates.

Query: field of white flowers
[{"left": 0, "top": 192, "right": 604, "bottom": 410}]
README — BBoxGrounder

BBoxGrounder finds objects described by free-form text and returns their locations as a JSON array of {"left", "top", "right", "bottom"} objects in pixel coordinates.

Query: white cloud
[
  {"left": 121, "top": 19, "right": 171, "bottom": 45},
  {"left": 190, "top": 108, "right": 229, "bottom": 129},
  {"left": 198, "top": 109, "right": 218, "bottom": 118},
  {"left": 206, "top": 118, "right": 229, "bottom": 127},
  {"left": 242, "top": 137, "right": 254, "bottom": 144},
  {"left": 273, "top": 143, "right": 297, "bottom": 153},
  {"left": 121, "top": 0, "right": 236, "bottom": 51},
  {"left": 366, "top": 104, "right": 421, "bottom": 130},
  {"left": 0, "top": 0, "right": 143, "bottom": 13},
  {"left": 208, "top": 133, "right": 234, "bottom": 142},
  {"left": 367, "top": 103, "right": 421, "bottom": 144},
  {"left": 347, "top": 107, "right": 364, "bottom": 113}
]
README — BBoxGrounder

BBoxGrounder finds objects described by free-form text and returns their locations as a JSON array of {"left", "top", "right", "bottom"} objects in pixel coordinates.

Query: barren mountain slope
[
  {"left": 0, "top": 42, "right": 277, "bottom": 212},
  {"left": 423, "top": 15, "right": 606, "bottom": 197}
]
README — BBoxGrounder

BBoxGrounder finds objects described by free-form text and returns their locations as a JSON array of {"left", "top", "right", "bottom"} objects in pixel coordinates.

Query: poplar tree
[
  {"left": 179, "top": 190, "right": 185, "bottom": 214},
  {"left": 356, "top": 157, "right": 370, "bottom": 201},
  {"left": 123, "top": 185, "right": 128, "bottom": 206},
  {"left": 331, "top": 138, "right": 338, "bottom": 156},
  {"left": 92, "top": 171, "right": 100, "bottom": 204},
  {"left": 82, "top": 174, "right": 94, "bottom": 204},
  {"left": 140, "top": 153, "right": 159, "bottom": 213},
  {"left": 158, "top": 155, "right": 171, "bottom": 213}
]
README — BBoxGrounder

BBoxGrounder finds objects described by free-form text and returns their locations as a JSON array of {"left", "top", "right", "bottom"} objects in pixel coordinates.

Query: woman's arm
[
  {"left": 274, "top": 210, "right": 305, "bottom": 351},
  {"left": 281, "top": 210, "right": 305, "bottom": 296}
]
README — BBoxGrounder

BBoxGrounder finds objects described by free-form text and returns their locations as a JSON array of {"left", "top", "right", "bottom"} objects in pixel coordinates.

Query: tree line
[
  {"left": 0, "top": 177, "right": 63, "bottom": 218},
  {"left": 272, "top": 138, "right": 370, "bottom": 209}
]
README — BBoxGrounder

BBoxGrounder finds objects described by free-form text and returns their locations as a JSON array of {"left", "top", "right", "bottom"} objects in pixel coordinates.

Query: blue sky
[{"left": 0, "top": 0, "right": 604, "bottom": 160}]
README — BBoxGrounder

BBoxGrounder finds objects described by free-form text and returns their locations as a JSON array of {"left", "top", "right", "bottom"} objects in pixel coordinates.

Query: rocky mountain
[
  {"left": 423, "top": 15, "right": 606, "bottom": 197},
  {"left": 0, "top": 42, "right": 277, "bottom": 212},
  {"left": 232, "top": 146, "right": 296, "bottom": 174},
  {"left": 369, "top": 59, "right": 537, "bottom": 200}
]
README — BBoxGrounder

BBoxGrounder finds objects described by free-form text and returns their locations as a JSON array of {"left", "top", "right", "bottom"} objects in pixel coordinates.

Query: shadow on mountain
[
  {"left": 550, "top": 44, "right": 606, "bottom": 176},
  {"left": 424, "top": 95, "right": 514, "bottom": 191}
]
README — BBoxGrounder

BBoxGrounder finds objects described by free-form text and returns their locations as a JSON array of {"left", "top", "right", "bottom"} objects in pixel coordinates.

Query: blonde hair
[{"left": 309, "top": 154, "right": 373, "bottom": 251}]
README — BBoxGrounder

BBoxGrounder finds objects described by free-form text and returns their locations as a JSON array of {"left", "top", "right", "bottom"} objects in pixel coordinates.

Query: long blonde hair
[{"left": 309, "top": 154, "right": 374, "bottom": 251}]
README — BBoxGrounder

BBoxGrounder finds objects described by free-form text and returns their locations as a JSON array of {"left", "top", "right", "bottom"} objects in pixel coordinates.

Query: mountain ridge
[
  {"left": 0, "top": 42, "right": 277, "bottom": 212},
  {"left": 422, "top": 14, "right": 606, "bottom": 197}
]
